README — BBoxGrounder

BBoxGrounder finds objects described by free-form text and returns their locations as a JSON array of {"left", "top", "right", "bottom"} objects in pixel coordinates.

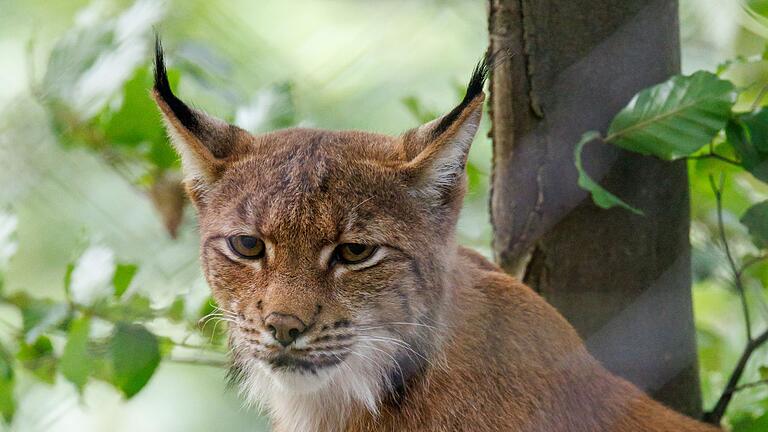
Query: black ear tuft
[
  {"left": 431, "top": 49, "right": 509, "bottom": 139},
  {"left": 153, "top": 35, "right": 200, "bottom": 134}
]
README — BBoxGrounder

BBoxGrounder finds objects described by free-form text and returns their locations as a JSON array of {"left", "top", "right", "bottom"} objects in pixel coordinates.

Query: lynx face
[
  {"left": 198, "top": 129, "right": 456, "bottom": 400},
  {"left": 153, "top": 39, "right": 489, "bottom": 414}
]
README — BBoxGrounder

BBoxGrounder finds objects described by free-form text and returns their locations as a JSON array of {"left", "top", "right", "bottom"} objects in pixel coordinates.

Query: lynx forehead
[{"left": 153, "top": 38, "right": 718, "bottom": 432}]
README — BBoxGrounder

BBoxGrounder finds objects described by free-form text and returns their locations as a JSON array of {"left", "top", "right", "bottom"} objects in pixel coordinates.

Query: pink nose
[{"left": 264, "top": 313, "right": 307, "bottom": 346}]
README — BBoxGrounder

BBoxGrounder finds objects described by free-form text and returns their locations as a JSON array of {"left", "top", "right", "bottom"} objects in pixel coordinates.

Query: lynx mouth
[{"left": 264, "top": 352, "right": 348, "bottom": 374}]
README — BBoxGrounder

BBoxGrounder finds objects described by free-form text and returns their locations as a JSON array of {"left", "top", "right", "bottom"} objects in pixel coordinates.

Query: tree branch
[
  {"left": 703, "top": 174, "right": 768, "bottom": 424},
  {"left": 704, "top": 328, "right": 768, "bottom": 424}
]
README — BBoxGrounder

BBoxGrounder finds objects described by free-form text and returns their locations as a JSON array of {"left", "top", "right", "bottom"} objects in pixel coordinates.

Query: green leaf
[
  {"left": 17, "top": 336, "right": 57, "bottom": 384},
  {"left": 10, "top": 293, "right": 69, "bottom": 344},
  {"left": 0, "top": 344, "right": 14, "bottom": 423},
  {"left": 574, "top": 131, "right": 643, "bottom": 215},
  {"left": 99, "top": 66, "right": 180, "bottom": 170},
  {"left": 167, "top": 298, "right": 185, "bottom": 322},
  {"left": 157, "top": 336, "right": 175, "bottom": 357},
  {"left": 110, "top": 323, "right": 160, "bottom": 398},
  {"left": 606, "top": 71, "right": 737, "bottom": 160},
  {"left": 741, "top": 108, "right": 768, "bottom": 153},
  {"left": 745, "top": 0, "right": 768, "bottom": 19},
  {"left": 60, "top": 316, "right": 92, "bottom": 392},
  {"left": 112, "top": 263, "right": 138, "bottom": 298},
  {"left": 726, "top": 110, "right": 768, "bottom": 182},
  {"left": 732, "top": 412, "right": 768, "bottom": 432},
  {"left": 741, "top": 201, "right": 768, "bottom": 249},
  {"left": 759, "top": 365, "right": 768, "bottom": 380},
  {"left": 63, "top": 262, "right": 75, "bottom": 297},
  {"left": 93, "top": 294, "right": 154, "bottom": 322},
  {"left": 101, "top": 68, "right": 164, "bottom": 147}
]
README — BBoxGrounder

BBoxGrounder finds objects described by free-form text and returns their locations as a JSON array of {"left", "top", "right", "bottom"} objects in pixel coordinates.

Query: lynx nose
[{"left": 265, "top": 313, "right": 307, "bottom": 347}]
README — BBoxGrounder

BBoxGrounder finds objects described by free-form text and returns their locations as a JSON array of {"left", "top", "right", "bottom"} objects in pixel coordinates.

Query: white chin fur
[
  {"left": 236, "top": 343, "right": 394, "bottom": 432},
  {"left": 266, "top": 363, "right": 338, "bottom": 394}
]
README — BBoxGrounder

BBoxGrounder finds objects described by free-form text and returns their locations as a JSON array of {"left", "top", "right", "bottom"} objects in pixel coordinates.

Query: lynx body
[{"left": 152, "top": 40, "right": 719, "bottom": 432}]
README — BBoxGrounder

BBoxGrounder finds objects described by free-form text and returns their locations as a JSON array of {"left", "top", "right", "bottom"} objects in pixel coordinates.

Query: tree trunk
[{"left": 488, "top": 0, "right": 702, "bottom": 417}]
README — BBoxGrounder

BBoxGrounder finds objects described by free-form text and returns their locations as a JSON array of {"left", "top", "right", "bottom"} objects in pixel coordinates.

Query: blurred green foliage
[{"left": 0, "top": 0, "right": 768, "bottom": 431}]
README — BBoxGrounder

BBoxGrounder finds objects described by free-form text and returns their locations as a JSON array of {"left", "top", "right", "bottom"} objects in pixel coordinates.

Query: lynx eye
[
  {"left": 335, "top": 243, "right": 377, "bottom": 265},
  {"left": 227, "top": 235, "right": 265, "bottom": 259}
]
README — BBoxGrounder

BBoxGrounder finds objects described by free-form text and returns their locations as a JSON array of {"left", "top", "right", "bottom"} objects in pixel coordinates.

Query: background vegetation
[{"left": 0, "top": 0, "right": 767, "bottom": 431}]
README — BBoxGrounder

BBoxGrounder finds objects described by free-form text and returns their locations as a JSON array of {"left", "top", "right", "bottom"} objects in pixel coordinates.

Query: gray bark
[{"left": 488, "top": 0, "right": 701, "bottom": 417}]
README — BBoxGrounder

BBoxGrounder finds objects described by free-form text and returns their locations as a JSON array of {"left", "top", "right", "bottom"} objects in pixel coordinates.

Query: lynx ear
[
  {"left": 152, "top": 38, "right": 240, "bottom": 185},
  {"left": 400, "top": 55, "right": 490, "bottom": 203}
]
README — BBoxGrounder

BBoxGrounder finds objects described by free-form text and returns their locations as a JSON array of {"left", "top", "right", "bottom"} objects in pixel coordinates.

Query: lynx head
[{"left": 152, "top": 39, "right": 490, "bottom": 423}]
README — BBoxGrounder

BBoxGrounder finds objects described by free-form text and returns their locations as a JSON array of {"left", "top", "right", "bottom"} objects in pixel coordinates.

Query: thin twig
[
  {"left": 733, "top": 378, "right": 768, "bottom": 393},
  {"left": 751, "top": 82, "right": 768, "bottom": 111},
  {"left": 688, "top": 153, "right": 741, "bottom": 167},
  {"left": 167, "top": 356, "right": 229, "bottom": 368},
  {"left": 174, "top": 340, "right": 227, "bottom": 353},
  {"left": 710, "top": 174, "right": 752, "bottom": 342}
]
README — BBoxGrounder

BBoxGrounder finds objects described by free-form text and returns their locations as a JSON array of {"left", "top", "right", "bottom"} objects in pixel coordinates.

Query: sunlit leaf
[
  {"left": 60, "top": 316, "right": 92, "bottom": 392},
  {"left": 110, "top": 323, "right": 160, "bottom": 398},
  {"left": 574, "top": 131, "right": 643, "bottom": 215},
  {"left": 745, "top": 0, "right": 768, "bottom": 19},
  {"left": 741, "top": 200, "right": 768, "bottom": 249},
  {"left": 157, "top": 336, "right": 175, "bottom": 357},
  {"left": 167, "top": 298, "right": 185, "bottom": 322},
  {"left": 17, "top": 336, "right": 57, "bottom": 384},
  {"left": 112, "top": 263, "right": 138, "bottom": 298},
  {"left": 606, "top": 71, "right": 737, "bottom": 160}
]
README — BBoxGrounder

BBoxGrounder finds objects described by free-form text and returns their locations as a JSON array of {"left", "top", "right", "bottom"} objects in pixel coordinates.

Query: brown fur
[
  {"left": 152, "top": 45, "right": 719, "bottom": 431},
  {"left": 345, "top": 247, "right": 718, "bottom": 431}
]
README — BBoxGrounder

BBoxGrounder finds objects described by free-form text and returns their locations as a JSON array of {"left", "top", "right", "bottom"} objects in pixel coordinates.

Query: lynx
[{"left": 152, "top": 39, "right": 719, "bottom": 432}]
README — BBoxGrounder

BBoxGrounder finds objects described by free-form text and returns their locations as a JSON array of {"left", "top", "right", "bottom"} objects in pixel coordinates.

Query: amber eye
[
  {"left": 227, "top": 235, "right": 265, "bottom": 259},
  {"left": 335, "top": 243, "right": 377, "bottom": 265}
]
